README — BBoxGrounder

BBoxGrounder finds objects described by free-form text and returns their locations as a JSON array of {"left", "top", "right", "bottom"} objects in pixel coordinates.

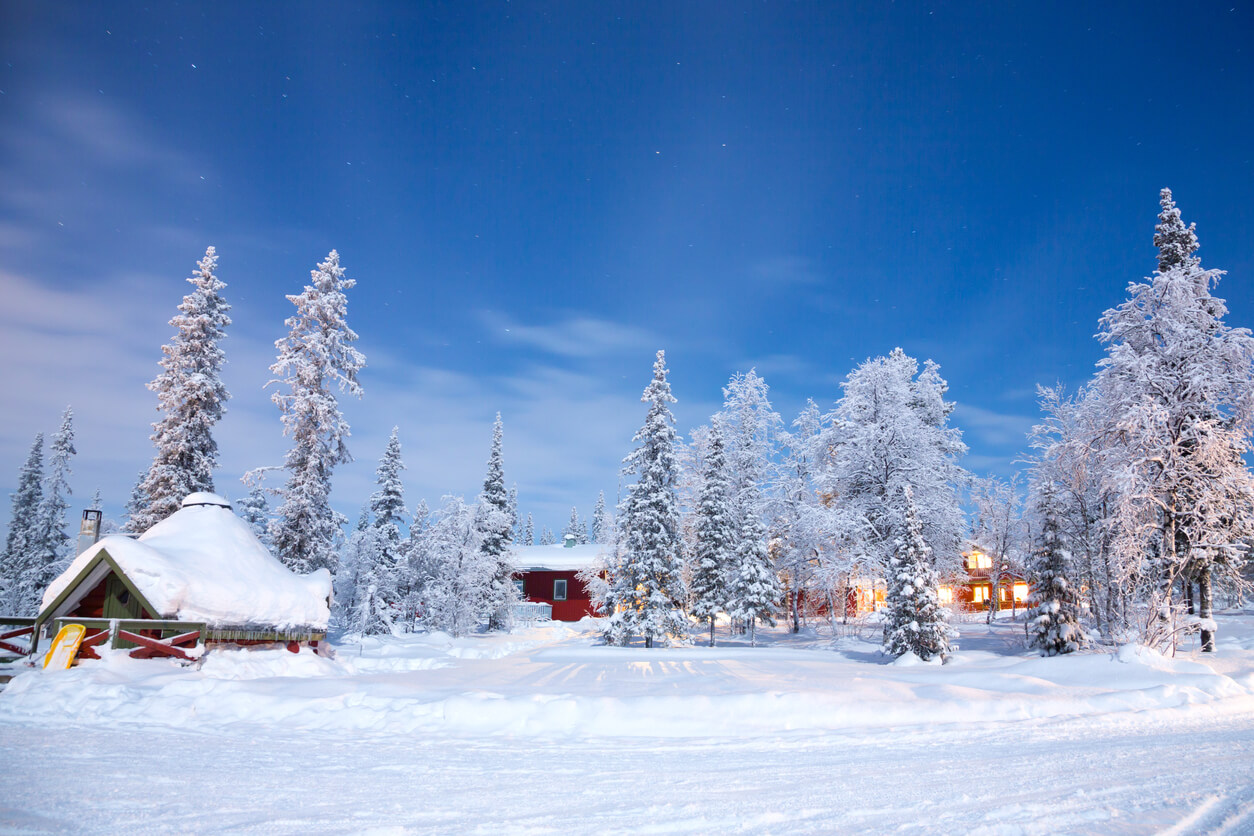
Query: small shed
[
  {"left": 509, "top": 542, "right": 608, "bottom": 621},
  {"left": 34, "top": 492, "right": 332, "bottom": 656}
]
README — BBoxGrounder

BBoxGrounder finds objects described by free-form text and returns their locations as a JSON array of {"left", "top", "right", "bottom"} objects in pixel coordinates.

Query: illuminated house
[{"left": 939, "top": 548, "right": 1029, "bottom": 612}]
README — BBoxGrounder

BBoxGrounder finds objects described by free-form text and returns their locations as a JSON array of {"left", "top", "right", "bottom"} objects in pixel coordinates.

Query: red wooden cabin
[{"left": 510, "top": 540, "right": 606, "bottom": 621}]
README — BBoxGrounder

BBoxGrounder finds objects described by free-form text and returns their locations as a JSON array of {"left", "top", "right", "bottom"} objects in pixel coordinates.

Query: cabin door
[{"left": 103, "top": 574, "right": 142, "bottom": 647}]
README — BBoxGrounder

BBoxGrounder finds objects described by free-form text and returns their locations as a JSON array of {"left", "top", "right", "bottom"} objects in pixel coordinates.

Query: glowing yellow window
[
  {"left": 972, "top": 585, "right": 989, "bottom": 603},
  {"left": 1013, "top": 583, "right": 1029, "bottom": 602},
  {"left": 937, "top": 586, "right": 953, "bottom": 605},
  {"left": 967, "top": 553, "right": 992, "bottom": 570}
]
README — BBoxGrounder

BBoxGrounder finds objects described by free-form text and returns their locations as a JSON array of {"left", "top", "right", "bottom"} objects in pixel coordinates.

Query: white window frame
[
  {"left": 553, "top": 579, "right": 568, "bottom": 601},
  {"left": 513, "top": 578, "right": 525, "bottom": 596}
]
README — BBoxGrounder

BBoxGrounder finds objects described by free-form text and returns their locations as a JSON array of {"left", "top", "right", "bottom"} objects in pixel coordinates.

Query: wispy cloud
[
  {"left": 479, "top": 312, "right": 661, "bottom": 359},
  {"left": 952, "top": 403, "right": 1036, "bottom": 450}
]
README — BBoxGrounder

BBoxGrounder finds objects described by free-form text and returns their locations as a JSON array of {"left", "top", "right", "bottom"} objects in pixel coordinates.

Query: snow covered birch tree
[
  {"left": 818, "top": 349, "right": 969, "bottom": 582},
  {"left": 422, "top": 496, "right": 491, "bottom": 637},
  {"left": 268, "top": 250, "right": 366, "bottom": 574},
  {"left": 971, "top": 474, "right": 1026, "bottom": 622},
  {"left": 604, "top": 350, "right": 688, "bottom": 647},
  {"left": 690, "top": 420, "right": 735, "bottom": 646},
  {"left": 883, "top": 487, "right": 952, "bottom": 661},
  {"left": 1, "top": 434, "right": 43, "bottom": 613},
  {"left": 1095, "top": 190, "right": 1254, "bottom": 651},
  {"left": 133, "top": 247, "right": 231, "bottom": 533},
  {"left": 477, "top": 414, "right": 518, "bottom": 631}
]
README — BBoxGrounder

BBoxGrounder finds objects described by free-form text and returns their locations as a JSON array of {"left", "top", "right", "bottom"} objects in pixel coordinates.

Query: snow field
[{"left": 3, "top": 616, "right": 1253, "bottom": 741}]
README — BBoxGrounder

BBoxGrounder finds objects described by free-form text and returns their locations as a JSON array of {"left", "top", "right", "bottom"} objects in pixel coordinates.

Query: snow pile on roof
[
  {"left": 42, "top": 494, "right": 331, "bottom": 629},
  {"left": 509, "top": 542, "right": 610, "bottom": 572}
]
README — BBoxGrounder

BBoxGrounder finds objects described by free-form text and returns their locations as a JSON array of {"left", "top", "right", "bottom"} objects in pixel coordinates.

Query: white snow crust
[
  {"left": 41, "top": 502, "right": 331, "bottom": 629},
  {"left": 509, "top": 542, "right": 609, "bottom": 572},
  {"left": 5, "top": 615, "right": 1254, "bottom": 833}
]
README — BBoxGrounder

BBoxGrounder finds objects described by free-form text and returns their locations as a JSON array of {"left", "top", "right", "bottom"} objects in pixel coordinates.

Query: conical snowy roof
[{"left": 42, "top": 496, "right": 331, "bottom": 629}]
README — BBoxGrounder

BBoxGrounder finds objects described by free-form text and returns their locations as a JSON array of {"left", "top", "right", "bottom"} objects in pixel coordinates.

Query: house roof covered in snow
[
  {"left": 508, "top": 543, "right": 610, "bottom": 573},
  {"left": 41, "top": 493, "right": 332, "bottom": 630}
]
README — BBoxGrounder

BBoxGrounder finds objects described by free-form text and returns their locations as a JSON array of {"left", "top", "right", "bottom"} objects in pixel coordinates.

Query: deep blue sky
[{"left": 1, "top": 2, "right": 1251, "bottom": 531}]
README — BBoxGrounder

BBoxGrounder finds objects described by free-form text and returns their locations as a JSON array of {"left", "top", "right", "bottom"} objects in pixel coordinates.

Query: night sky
[{"left": 1, "top": 2, "right": 1251, "bottom": 530}]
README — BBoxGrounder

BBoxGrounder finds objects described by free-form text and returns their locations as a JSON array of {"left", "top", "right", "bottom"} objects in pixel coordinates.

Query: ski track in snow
[{"left": 3, "top": 617, "right": 1254, "bottom": 834}]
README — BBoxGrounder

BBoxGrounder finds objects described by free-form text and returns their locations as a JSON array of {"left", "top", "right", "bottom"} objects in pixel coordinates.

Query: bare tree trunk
[
  {"left": 791, "top": 586, "right": 801, "bottom": 633},
  {"left": 1184, "top": 577, "right": 1195, "bottom": 615},
  {"left": 1199, "top": 566, "right": 1214, "bottom": 653}
]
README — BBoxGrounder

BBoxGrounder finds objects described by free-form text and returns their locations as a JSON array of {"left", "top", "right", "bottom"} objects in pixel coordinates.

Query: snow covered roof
[
  {"left": 509, "top": 543, "right": 610, "bottom": 573},
  {"left": 181, "top": 491, "right": 232, "bottom": 509},
  {"left": 41, "top": 499, "right": 332, "bottom": 630}
]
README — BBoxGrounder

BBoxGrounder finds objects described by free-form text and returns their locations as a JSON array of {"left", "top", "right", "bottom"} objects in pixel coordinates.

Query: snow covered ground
[{"left": 3, "top": 614, "right": 1254, "bottom": 834}]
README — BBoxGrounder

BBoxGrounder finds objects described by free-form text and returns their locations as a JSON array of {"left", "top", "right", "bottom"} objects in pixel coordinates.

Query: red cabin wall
[{"left": 515, "top": 569, "right": 597, "bottom": 621}]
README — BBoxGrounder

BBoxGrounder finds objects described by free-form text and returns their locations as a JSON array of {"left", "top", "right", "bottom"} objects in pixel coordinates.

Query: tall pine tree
[
  {"left": 477, "top": 414, "right": 517, "bottom": 630},
  {"left": 133, "top": 247, "right": 231, "bottom": 533},
  {"left": 605, "top": 351, "right": 688, "bottom": 648},
  {"left": 269, "top": 250, "right": 366, "bottom": 574}
]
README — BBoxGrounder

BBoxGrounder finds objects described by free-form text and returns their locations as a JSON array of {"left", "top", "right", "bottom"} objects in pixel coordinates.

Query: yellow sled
[{"left": 43, "top": 623, "right": 86, "bottom": 670}]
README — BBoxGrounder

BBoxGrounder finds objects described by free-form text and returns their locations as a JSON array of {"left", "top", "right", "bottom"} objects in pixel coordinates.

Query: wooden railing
[
  {"left": 52, "top": 618, "right": 206, "bottom": 662},
  {"left": 0, "top": 617, "right": 36, "bottom": 657}
]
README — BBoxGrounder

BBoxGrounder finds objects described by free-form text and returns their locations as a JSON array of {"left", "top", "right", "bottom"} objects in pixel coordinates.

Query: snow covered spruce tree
[
  {"left": 476, "top": 414, "right": 518, "bottom": 631},
  {"left": 604, "top": 350, "right": 688, "bottom": 647},
  {"left": 523, "top": 513, "right": 534, "bottom": 546},
  {"left": 27, "top": 408, "right": 76, "bottom": 607},
  {"left": 717, "top": 369, "right": 784, "bottom": 530},
  {"left": 268, "top": 250, "right": 366, "bottom": 574},
  {"left": 564, "top": 507, "right": 582, "bottom": 543},
  {"left": 818, "top": 348, "right": 969, "bottom": 584},
  {"left": 1095, "top": 190, "right": 1254, "bottom": 651},
  {"left": 348, "top": 428, "right": 408, "bottom": 635},
  {"left": 1, "top": 434, "right": 43, "bottom": 613},
  {"left": 132, "top": 247, "right": 231, "bottom": 533},
  {"left": 690, "top": 420, "right": 735, "bottom": 646},
  {"left": 727, "top": 479, "right": 781, "bottom": 647},
  {"left": 1026, "top": 490, "right": 1086, "bottom": 656},
  {"left": 883, "top": 486, "right": 952, "bottom": 662},
  {"left": 507, "top": 485, "right": 519, "bottom": 543},
  {"left": 591, "top": 491, "right": 611, "bottom": 544}
]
